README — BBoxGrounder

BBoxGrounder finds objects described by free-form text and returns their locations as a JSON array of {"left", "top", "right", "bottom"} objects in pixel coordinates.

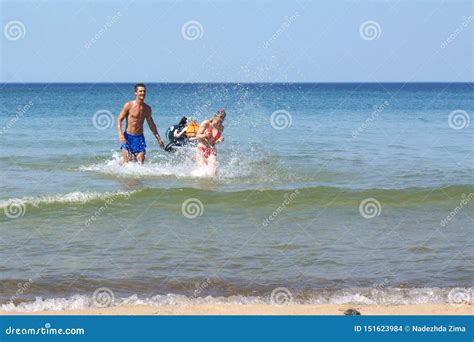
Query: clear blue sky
[{"left": 1, "top": 0, "right": 472, "bottom": 82}]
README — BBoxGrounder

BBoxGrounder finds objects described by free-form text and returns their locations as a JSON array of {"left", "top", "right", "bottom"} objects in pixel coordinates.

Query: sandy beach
[{"left": 1, "top": 304, "right": 472, "bottom": 316}]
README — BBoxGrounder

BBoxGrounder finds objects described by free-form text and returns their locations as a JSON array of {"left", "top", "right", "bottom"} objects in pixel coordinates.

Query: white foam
[
  {"left": 79, "top": 150, "right": 253, "bottom": 180},
  {"left": 0, "top": 190, "right": 135, "bottom": 209},
  {"left": 329, "top": 293, "right": 376, "bottom": 305},
  {"left": 2, "top": 295, "right": 92, "bottom": 312},
  {"left": 323, "top": 287, "right": 472, "bottom": 305},
  {"left": 80, "top": 151, "right": 207, "bottom": 178},
  {"left": 1, "top": 294, "right": 264, "bottom": 312},
  {"left": 2, "top": 287, "right": 471, "bottom": 312}
]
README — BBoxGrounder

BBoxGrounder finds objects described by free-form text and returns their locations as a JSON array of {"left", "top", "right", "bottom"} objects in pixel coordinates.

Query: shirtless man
[{"left": 117, "top": 84, "right": 165, "bottom": 164}]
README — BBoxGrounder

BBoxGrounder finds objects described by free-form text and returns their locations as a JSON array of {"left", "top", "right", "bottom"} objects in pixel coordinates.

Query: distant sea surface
[{"left": 1, "top": 83, "right": 473, "bottom": 311}]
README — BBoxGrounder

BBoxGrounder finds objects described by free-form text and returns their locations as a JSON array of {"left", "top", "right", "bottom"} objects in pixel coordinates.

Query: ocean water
[{"left": 0, "top": 83, "right": 473, "bottom": 311}]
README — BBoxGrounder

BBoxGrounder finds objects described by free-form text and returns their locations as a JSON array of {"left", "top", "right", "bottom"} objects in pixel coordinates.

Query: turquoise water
[{"left": 0, "top": 83, "right": 473, "bottom": 310}]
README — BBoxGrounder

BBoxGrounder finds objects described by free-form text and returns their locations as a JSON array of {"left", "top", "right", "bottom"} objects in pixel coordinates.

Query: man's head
[
  {"left": 134, "top": 83, "right": 146, "bottom": 101},
  {"left": 214, "top": 109, "right": 226, "bottom": 124}
]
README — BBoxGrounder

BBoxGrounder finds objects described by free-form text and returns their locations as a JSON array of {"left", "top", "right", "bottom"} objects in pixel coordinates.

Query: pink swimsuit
[{"left": 198, "top": 127, "right": 221, "bottom": 159}]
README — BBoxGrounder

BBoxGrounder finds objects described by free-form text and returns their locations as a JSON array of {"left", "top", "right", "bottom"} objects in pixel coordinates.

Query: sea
[{"left": 0, "top": 82, "right": 472, "bottom": 311}]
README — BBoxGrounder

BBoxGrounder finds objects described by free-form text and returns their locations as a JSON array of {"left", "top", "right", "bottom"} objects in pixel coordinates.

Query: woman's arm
[
  {"left": 175, "top": 126, "right": 187, "bottom": 138},
  {"left": 195, "top": 120, "right": 210, "bottom": 140},
  {"left": 215, "top": 125, "right": 224, "bottom": 143}
]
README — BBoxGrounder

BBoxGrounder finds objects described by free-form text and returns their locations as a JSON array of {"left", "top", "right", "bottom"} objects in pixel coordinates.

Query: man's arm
[
  {"left": 145, "top": 107, "right": 165, "bottom": 149},
  {"left": 117, "top": 102, "right": 130, "bottom": 144}
]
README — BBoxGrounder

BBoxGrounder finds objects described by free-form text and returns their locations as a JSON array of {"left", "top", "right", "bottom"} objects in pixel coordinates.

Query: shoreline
[{"left": 1, "top": 304, "right": 472, "bottom": 316}]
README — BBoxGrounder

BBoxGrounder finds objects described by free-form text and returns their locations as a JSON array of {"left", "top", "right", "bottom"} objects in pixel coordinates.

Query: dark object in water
[
  {"left": 344, "top": 308, "right": 361, "bottom": 316},
  {"left": 165, "top": 116, "right": 190, "bottom": 152}
]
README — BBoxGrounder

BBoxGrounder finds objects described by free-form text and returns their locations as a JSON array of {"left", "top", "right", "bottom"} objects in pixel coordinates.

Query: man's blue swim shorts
[{"left": 121, "top": 131, "right": 147, "bottom": 155}]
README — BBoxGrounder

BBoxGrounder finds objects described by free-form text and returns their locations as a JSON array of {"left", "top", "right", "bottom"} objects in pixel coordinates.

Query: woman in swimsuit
[{"left": 195, "top": 109, "right": 226, "bottom": 176}]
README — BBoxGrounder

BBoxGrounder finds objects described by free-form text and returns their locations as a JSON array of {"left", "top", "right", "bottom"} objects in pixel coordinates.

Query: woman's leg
[
  {"left": 207, "top": 153, "right": 217, "bottom": 176},
  {"left": 196, "top": 146, "right": 208, "bottom": 167}
]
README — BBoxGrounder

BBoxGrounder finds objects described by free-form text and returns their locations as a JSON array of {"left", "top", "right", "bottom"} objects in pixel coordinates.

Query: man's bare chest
[{"left": 129, "top": 107, "right": 146, "bottom": 121}]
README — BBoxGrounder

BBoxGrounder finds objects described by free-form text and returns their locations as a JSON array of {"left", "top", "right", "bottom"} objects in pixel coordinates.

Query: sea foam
[
  {"left": 79, "top": 150, "right": 254, "bottom": 180},
  {"left": 0, "top": 190, "right": 134, "bottom": 210},
  {"left": 2, "top": 287, "right": 471, "bottom": 312}
]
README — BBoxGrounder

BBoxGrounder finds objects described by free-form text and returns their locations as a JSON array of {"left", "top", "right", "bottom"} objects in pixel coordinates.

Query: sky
[{"left": 1, "top": 0, "right": 472, "bottom": 82}]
